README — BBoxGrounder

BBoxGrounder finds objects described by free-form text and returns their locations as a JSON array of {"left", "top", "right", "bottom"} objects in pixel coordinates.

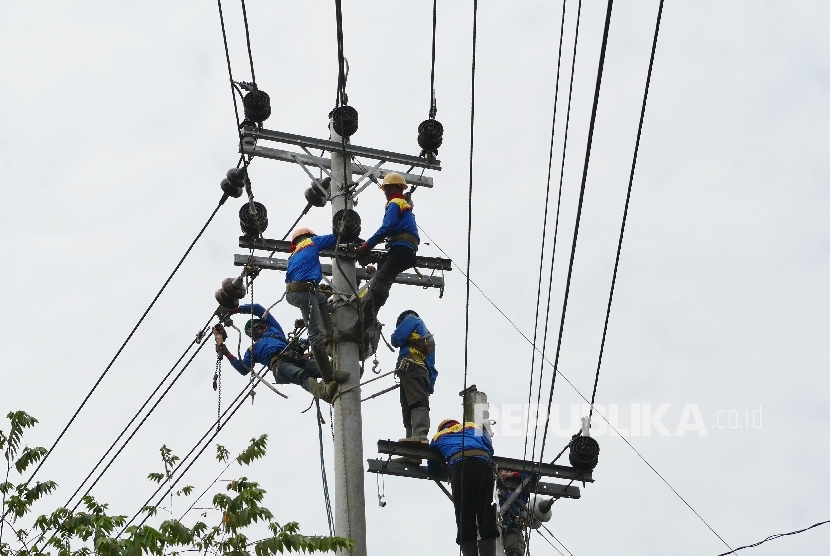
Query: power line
[
  {"left": 716, "top": 519, "right": 830, "bottom": 555},
  {"left": 419, "top": 224, "right": 731, "bottom": 555},
  {"left": 538, "top": 0, "right": 614, "bottom": 463},
  {"left": 587, "top": 0, "right": 663, "bottom": 420},
  {"left": 428, "top": 0, "right": 438, "bottom": 117},
  {"left": 120, "top": 367, "right": 265, "bottom": 533},
  {"left": 63, "top": 320, "right": 213, "bottom": 509},
  {"left": 239, "top": 0, "right": 257, "bottom": 85},
  {"left": 215, "top": 0, "right": 242, "bottom": 135},
  {"left": 20, "top": 195, "right": 229, "bottom": 492},
  {"left": 523, "top": 0, "right": 571, "bottom": 466},
  {"left": 529, "top": 0, "right": 583, "bottom": 468}
]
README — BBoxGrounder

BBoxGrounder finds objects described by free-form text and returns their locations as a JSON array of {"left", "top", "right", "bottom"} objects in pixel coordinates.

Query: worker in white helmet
[{"left": 357, "top": 172, "right": 419, "bottom": 322}]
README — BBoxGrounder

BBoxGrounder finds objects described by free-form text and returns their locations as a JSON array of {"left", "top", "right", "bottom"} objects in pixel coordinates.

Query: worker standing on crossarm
[
  {"left": 390, "top": 310, "right": 437, "bottom": 448},
  {"left": 428, "top": 419, "right": 498, "bottom": 556},
  {"left": 213, "top": 303, "right": 329, "bottom": 400},
  {"left": 285, "top": 227, "right": 349, "bottom": 396},
  {"left": 357, "top": 172, "right": 419, "bottom": 321}
]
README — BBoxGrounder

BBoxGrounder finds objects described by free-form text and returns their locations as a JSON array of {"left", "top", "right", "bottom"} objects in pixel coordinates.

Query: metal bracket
[{"left": 242, "top": 127, "right": 441, "bottom": 171}]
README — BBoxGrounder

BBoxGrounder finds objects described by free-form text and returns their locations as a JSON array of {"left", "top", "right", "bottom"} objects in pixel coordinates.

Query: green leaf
[
  {"left": 147, "top": 472, "right": 165, "bottom": 484},
  {"left": 15, "top": 446, "right": 47, "bottom": 473},
  {"left": 216, "top": 444, "right": 230, "bottom": 463},
  {"left": 236, "top": 435, "right": 268, "bottom": 466}
]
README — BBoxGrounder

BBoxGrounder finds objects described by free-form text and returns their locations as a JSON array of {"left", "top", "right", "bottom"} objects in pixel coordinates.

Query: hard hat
[
  {"left": 438, "top": 419, "right": 460, "bottom": 431},
  {"left": 379, "top": 172, "right": 408, "bottom": 191},
  {"left": 244, "top": 318, "right": 265, "bottom": 337},
  {"left": 396, "top": 310, "right": 419, "bottom": 327},
  {"left": 291, "top": 228, "right": 316, "bottom": 242}
]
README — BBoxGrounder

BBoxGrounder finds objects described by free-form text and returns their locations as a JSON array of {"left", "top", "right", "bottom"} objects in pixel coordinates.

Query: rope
[
  {"left": 523, "top": 0, "right": 571, "bottom": 468},
  {"left": 17, "top": 196, "right": 227, "bottom": 493},
  {"left": 538, "top": 0, "right": 614, "bottom": 464},
  {"left": 315, "top": 400, "right": 335, "bottom": 536},
  {"left": 588, "top": 0, "right": 663, "bottom": 420}
]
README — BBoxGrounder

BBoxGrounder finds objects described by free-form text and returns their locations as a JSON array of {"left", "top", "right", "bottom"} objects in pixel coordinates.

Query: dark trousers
[
  {"left": 270, "top": 357, "right": 321, "bottom": 388},
  {"left": 369, "top": 245, "right": 416, "bottom": 311},
  {"left": 450, "top": 458, "right": 499, "bottom": 545},
  {"left": 399, "top": 362, "right": 430, "bottom": 429}
]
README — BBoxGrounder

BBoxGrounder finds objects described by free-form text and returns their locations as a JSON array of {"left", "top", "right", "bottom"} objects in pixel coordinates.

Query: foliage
[{"left": 0, "top": 411, "right": 353, "bottom": 556}]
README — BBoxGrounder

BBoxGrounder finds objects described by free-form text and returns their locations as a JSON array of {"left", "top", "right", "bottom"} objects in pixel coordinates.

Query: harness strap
[
  {"left": 447, "top": 449, "right": 490, "bottom": 464},
  {"left": 286, "top": 281, "right": 316, "bottom": 292}
]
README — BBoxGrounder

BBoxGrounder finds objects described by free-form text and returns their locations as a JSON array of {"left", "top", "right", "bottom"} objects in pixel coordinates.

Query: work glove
[{"left": 356, "top": 242, "right": 373, "bottom": 266}]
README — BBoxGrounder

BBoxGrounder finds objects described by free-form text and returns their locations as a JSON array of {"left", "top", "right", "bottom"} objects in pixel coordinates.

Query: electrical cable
[
  {"left": 419, "top": 224, "right": 730, "bottom": 554},
  {"left": 527, "top": 0, "right": 583, "bottom": 471},
  {"left": 18, "top": 196, "right": 228, "bottom": 494},
  {"left": 523, "top": 0, "right": 571, "bottom": 468},
  {"left": 31, "top": 335, "right": 214, "bottom": 553},
  {"left": 539, "top": 523, "right": 573, "bottom": 556},
  {"left": 428, "top": 0, "right": 438, "bottom": 118},
  {"left": 538, "top": 0, "right": 614, "bottom": 463},
  {"left": 215, "top": 0, "right": 242, "bottom": 137},
  {"left": 62, "top": 315, "right": 215, "bottom": 509},
  {"left": 334, "top": 0, "right": 347, "bottom": 106},
  {"left": 715, "top": 519, "right": 830, "bottom": 555},
  {"left": 120, "top": 365, "right": 267, "bottom": 534},
  {"left": 588, "top": 0, "right": 662, "bottom": 419},
  {"left": 239, "top": 0, "right": 257, "bottom": 85}
]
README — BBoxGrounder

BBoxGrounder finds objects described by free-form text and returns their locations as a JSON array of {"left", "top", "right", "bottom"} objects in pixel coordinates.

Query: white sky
[{"left": 1, "top": 1, "right": 829, "bottom": 555}]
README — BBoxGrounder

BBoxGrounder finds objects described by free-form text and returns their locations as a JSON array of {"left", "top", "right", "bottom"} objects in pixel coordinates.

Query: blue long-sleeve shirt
[
  {"left": 427, "top": 422, "right": 494, "bottom": 476},
  {"left": 286, "top": 234, "right": 338, "bottom": 284},
  {"left": 390, "top": 315, "right": 437, "bottom": 394},
  {"left": 365, "top": 195, "right": 419, "bottom": 249},
  {"left": 230, "top": 303, "right": 288, "bottom": 376}
]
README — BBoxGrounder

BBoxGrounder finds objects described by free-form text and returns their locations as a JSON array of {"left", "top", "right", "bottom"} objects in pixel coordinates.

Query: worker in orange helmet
[
  {"left": 428, "top": 419, "right": 498, "bottom": 556},
  {"left": 357, "top": 172, "right": 419, "bottom": 322},
  {"left": 285, "top": 227, "right": 349, "bottom": 397}
]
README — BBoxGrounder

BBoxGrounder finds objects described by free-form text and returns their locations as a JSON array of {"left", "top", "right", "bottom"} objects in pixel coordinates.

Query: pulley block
[
  {"left": 330, "top": 105, "right": 358, "bottom": 138},
  {"left": 568, "top": 435, "right": 600, "bottom": 471},
  {"left": 333, "top": 208, "right": 361, "bottom": 241},
  {"left": 243, "top": 89, "right": 271, "bottom": 123},
  {"left": 418, "top": 118, "right": 444, "bottom": 155},
  {"left": 239, "top": 201, "right": 269, "bottom": 236}
]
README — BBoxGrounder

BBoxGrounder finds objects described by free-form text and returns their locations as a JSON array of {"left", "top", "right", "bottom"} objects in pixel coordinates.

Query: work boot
[
  {"left": 409, "top": 406, "right": 431, "bottom": 441},
  {"left": 460, "top": 540, "right": 478, "bottom": 556},
  {"left": 478, "top": 538, "right": 497, "bottom": 556},
  {"left": 303, "top": 378, "right": 329, "bottom": 401},
  {"left": 312, "top": 344, "right": 350, "bottom": 384},
  {"left": 392, "top": 434, "right": 427, "bottom": 465}
]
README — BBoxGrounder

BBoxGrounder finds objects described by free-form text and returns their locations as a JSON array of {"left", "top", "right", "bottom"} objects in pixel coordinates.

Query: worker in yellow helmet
[{"left": 357, "top": 172, "right": 419, "bottom": 322}]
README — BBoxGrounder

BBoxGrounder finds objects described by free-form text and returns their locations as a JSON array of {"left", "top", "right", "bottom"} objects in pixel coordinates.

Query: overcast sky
[{"left": 2, "top": 1, "right": 829, "bottom": 555}]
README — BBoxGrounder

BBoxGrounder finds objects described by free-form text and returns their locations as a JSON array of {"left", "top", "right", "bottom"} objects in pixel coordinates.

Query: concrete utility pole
[
  {"left": 235, "top": 105, "right": 447, "bottom": 556},
  {"left": 328, "top": 122, "right": 368, "bottom": 556}
]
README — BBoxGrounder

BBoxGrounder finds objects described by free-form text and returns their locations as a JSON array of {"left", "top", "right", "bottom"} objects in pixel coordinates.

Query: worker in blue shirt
[
  {"left": 213, "top": 303, "right": 328, "bottom": 400},
  {"left": 285, "top": 227, "right": 349, "bottom": 394},
  {"left": 390, "top": 310, "right": 437, "bottom": 447},
  {"left": 428, "top": 419, "right": 498, "bottom": 556},
  {"left": 357, "top": 172, "right": 419, "bottom": 321}
]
